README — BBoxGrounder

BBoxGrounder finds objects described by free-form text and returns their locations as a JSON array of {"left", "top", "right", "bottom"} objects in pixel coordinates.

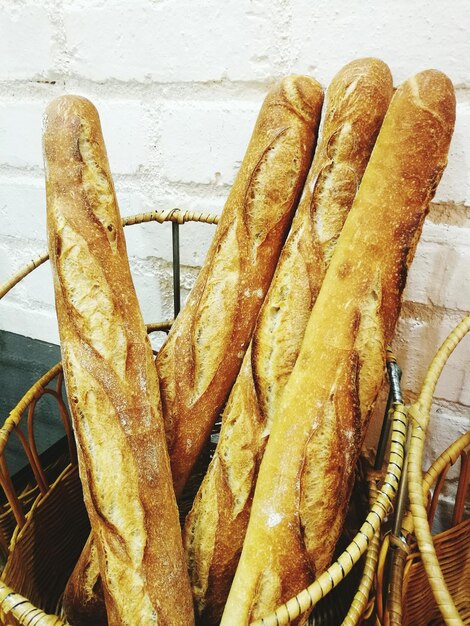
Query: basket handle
[
  {"left": 407, "top": 311, "right": 470, "bottom": 626},
  {"left": 0, "top": 580, "right": 67, "bottom": 625}
]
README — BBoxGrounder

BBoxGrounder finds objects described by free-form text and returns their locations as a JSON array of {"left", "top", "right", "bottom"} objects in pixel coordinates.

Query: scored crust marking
[
  {"left": 184, "top": 458, "right": 219, "bottom": 616},
  {"left": 217, "top": 347, "right": 262, "bottom": 518},
  {"left": 243, "top": 127, "right": 291, "bottom": 256},
  {"left": 355, "top": 271, "right": 386, "bottom": 428},
  {"left": 299, "top": 276, "right": 385, "bottom": 577},
  {"left": 63, "top": 349, "right": 157, "bottom": 625},
  {"left": 280, "top": 77, "right": 319, "bottom": 124},
  {"left": 311, "top": 161, "right": 358, "bottom": 264},
  {"left": 78, "top": 124, "right": 119, "bottom": 251},
  {"left": 298, "top": 380, "right": 352, "bottom": 577},
  {"left": 55, "top": 217, "right": 128, "bottom": 381},
  {"left": 408, "top": 74, "right": 450, "bottom": 129},
  {"left": 252, "top": 225, "right": 315, "bottom": 437},
  {"left": 191, "top": 221, "right": 240, "bottom": 402},
  {"left": 248, "top": 567, "right": 282, "bottom": 624}
]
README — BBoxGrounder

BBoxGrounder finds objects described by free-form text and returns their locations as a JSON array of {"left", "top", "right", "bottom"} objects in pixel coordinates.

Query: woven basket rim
[
  {"left": 0, "top": 208, "right": 405, "bottom": 626},
  {"left": 2, "top": 208, "right": 466, "bottom": 625},
  {"left": 0, "top": 208, "right": 220, "bottom": 301},
  {"left": 406, "top": 311, "right": 470, "bottom": 624}
]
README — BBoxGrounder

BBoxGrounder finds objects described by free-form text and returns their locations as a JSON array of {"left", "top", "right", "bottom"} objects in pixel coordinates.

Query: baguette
[
  {"left": 44, "top": 96, "right": 194, "bottom": 625},
  {"left": 221, "top": 70, "right": 456, "bottom": 625},
  {"left": 61, "top": 75, "right": 323, "bottom": 623},
  {"left": 183, "top": 58, "right": 393, "bottom": 626},
  {"left": 156, "top": 76, "right": 324, "bottom": 497}
]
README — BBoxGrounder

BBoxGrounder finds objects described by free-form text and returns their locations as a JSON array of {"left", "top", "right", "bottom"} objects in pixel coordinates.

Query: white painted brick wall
[
  {"left": 159, "top": 100, "right": 261, "bottom": 185},
  {"left": 0, "top": 5, "right": 53, "bottom": 80},
  {"left": 291, "top": 0, "right": 470, "bottom": 86},
  {"left": 63, "top": 0, "right": 276, "bottom": 83},
  {"left": 435, "top": 100, "right": 470, "bottom": 205},
  {"left": 0, "top": 0, "right": 468, "bottom": 523}
]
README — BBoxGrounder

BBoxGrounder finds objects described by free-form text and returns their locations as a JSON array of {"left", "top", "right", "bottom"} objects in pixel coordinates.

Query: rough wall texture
[{"left": 0, "top": 1, "right": 469, "bottom": 517}]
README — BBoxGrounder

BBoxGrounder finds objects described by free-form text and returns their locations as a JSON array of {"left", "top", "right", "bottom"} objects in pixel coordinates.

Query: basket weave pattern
[
  {"left": 374, "top": 315, "right": 470, "bottom": 626},
  {"left": 0, "top": 209, "right": 467, "bottom": 625}
]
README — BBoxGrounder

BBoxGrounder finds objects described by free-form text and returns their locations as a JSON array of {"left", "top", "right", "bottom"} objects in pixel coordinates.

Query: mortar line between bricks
[
  {"left": 400, "top": 300, "right": 470, "bottom": 322},
  {"left": 0, "top": 166, "right": 230, "bottom": 192},
  {"left": 1, "top": 79, "right": 469, "bottom": 100},
  {"left": 0, "top": 171, "right": 466, "bottom": 219},
  {"left": 0, "top": 78, "right": 275, "bottom": 101},
  {"left": 396, "top": 389, "right": 470, "bottom": 419}
]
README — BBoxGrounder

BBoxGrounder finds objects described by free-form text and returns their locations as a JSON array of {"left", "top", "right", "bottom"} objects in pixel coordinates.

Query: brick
[
  {"left": 0, "top": 236, "right": 58, "bottom": 344},
  {"left": 0, "top": 101, "right": 45, "bottom": 168},
  {"left": 0, "top": 237, "right": 43, "bottom": 284},
  {"left": 434, "top": 362, "right": 466, "bottom": 403},
  {"left": 122, "top": 191, "right": 221, "bottom": 267},
  {"left": 159, "top": 100, "right": 261, "bottom": 186},
  {"left": 156, "top": 262, "right": 199, "bottom": 321},
  {"left": 0, "top": 182, "right": 47, "bottom": 242},
  {"left": 418, "top": 220, "right": 470, "bottom": 310},
  {"left": 291, "top": 0, "right": 470, "bottom": 86},
  {"left": 0, "top": 298, "right": 59, "bottom": 345},
  {"left": 64, "top": 0, "right": 274, "bottom": 82},
  {"left": 403, "top": 219, "right": 470, "bottom": 311},
  {"left": 458, "top": 369, "right": 470, "bottom": 406},
  {"left": 19, "top": 260, "right": 56, "bottom": 310},
  {"left": 403, "top": 240, "right": 449, "bottom": 306},
  {"left": 0, "top": 5, "right": 53, "bottom": 80},
  {"left": 439, "top": 245, "right": 470, "bottom": 311},
  {"left": 393, "top": 314, "right": 470, "bottom": 403},
  {"left": 0, "top": 239, "right": 49, "bottom": 306},
  {"left": 0, "top": 98, "right": 152, "bottom": 175},
  {"left": 124, "top": 216, "right": 216, "bottom": 269},
  {"left": 434, "top": 101, "right": 470, "bottom": 205},
  {"left": 93, "top": 99, "right": 153, "bottom": 175},
  {"left": 128, "top": 258, "right": 164, "bottom": 326},
  {"left": 424, "top": 409, "right": 468, "bottom": 477}
]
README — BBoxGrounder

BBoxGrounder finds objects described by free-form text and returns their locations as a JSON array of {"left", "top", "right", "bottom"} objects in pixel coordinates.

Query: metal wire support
[
  {"left": 172, "top": 220, "right": 181, "bottom": 317},
  {"left": 375, "top": 348, "right": 403, "bottom": 471}
]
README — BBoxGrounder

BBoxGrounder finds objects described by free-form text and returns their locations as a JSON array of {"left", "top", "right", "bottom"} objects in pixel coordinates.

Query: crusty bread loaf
[
  {"left": 60, "top": 75, "right": 323, "bottom": 624},
  {"left": 221, "top": 70, "right": 456, "bottom": 626},
  {"left": 44, "top": 95, "right": 194, "bottom": 626},
  {"left": 183, "top": 58, "right": 393, "bottom": 626},
  {"left": 156, "top": 76, "right": 324, "bottom": 497}
]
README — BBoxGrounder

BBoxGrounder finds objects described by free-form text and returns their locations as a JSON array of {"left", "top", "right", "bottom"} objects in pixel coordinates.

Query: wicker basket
[
  {"left": 375, "top": 313, "right": 470, "bottom": 626},
  {"left": 0, "top": 209, "right": 410, "bottom": 626}
]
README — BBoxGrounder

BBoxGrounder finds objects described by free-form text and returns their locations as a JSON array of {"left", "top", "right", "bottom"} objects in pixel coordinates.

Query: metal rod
[
  {"left": 172, "top": 221, "right": 181, "bottom": 317},
  {"left": 374, "top": 360, "right": 403, "bottom": 470},
  {"left": 391, "top": 424, "right": 411, "bottom": 537}
]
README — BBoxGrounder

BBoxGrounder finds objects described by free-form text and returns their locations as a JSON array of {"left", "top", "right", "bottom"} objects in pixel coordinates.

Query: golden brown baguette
[
  {"left": 221, "top": 69, "right": 456, "bottom": 626},
  {"left": 60, "top": 75, "right": 323, "bottom": 624},
  {"left": 156, "top": 76, "right": 324, "bottom": 497},
  {"left": 183, "top": 58, "right": 393, "bottom": 626},
  {"left": 44, "top": 95, "right": 194, "bottom": 626}
]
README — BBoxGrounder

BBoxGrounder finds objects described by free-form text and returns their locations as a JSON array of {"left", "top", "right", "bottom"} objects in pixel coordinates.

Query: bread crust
[
  {"left": 183, "top": 58, "right": 393, "bottom": 626},
  {"left": 221, "top": 70, "right": 456, "bottom": 625},
  {"left": 61, "top": 75, "right": 323, "bottom": 624},
  {"left": 156, "top": 76, "right": 324, "bottom": 496},
  {"left": 44, "top": 95, "right": 194, "bottom": 626}
]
